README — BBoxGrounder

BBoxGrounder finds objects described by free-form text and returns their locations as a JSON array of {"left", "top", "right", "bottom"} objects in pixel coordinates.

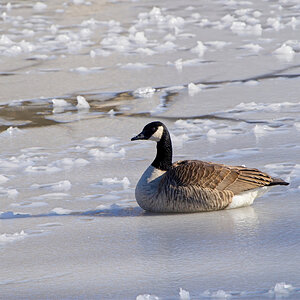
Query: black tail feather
[{"left": 268, "top": 177, "right": 289, "bottom": 186}]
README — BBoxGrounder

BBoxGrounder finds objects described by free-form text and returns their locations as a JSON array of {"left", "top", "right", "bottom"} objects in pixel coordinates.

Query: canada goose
[{"left": 131, "top": 121, "right": 289, "bottom": 213}]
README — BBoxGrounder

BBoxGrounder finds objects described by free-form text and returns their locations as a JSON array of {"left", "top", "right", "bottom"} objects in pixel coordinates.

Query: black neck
[{"left": 151, "top": 128, "right": 173, "bottom": 171}]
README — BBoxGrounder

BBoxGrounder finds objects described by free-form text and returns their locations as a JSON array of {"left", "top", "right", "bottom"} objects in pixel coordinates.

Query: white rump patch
[
  {"left": 227, "top": 186, "right": 272, "bottom": 209},
  {"left": 149, "top": 126, "right": 164, "bottom": 142}
]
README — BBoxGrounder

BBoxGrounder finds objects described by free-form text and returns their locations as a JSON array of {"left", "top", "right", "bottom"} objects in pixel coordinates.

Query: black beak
[{"left": 131, "top": 132, "right": 146, "bottom": 141}]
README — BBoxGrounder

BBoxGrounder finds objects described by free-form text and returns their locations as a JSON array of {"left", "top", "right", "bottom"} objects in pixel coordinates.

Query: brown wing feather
[{"left": 166, "top": 160, "right": 273, "bottom": 194}]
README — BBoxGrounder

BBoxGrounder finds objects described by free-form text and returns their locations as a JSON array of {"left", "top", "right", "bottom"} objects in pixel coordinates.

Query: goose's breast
[{"left": 135, "top": 166, "right": 166, "bottom": 210}]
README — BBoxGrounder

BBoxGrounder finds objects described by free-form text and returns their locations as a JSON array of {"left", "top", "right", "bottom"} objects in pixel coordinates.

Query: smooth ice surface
[{"left": 0, "top": 0, "right": 300, "bottom": 299}]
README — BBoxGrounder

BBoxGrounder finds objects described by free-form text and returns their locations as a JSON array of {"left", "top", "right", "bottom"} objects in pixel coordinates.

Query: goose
[{"left": 131, "top": 121, "right": 289, "bottom": 213}]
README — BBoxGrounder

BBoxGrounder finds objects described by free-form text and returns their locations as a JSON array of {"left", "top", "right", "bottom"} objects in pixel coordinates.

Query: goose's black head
[
  {"left": 131, "top": 121, "right": 165, "bottom": 142},
  {"left": 131, "top": 121, "right": 172, "bottom": 170}
]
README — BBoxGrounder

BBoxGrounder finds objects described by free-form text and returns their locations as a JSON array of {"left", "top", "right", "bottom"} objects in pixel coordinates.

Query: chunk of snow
[
  {"left": 273, "top": 43, "right": 295, "bottom": 61},
  {"left": 240, "top": 43, "right": 262, "bottom": 52},
  {"left": 52, "top": 99, "right": 68, "bottom": 107},
  {"left": 51, "top": 207, "right": 72, "bottom": 215},
  {"left": 90, "top": 50, "right": 96, "bottom": 57},
  {"left": 100, "top": 177, "right": 130, "bottom": 189},
  {"left": 0, "top": 175, "right": 9, "bottom": 184},
  {"left": 253, "top": 124, "right": 276, "bottom": 137},
  {"left": 88, "top": 148, "right": 125, "bottom": 159},
  {"left": 170, "top": 133, "right": 189, "bottom": 147},
  {"left": 0, "top": 211, "right": 31, "bottom": 219},
  {"left": 268, "top": 282, "right": 295, "bottom": 296},
  {"left": 73, "top": 0, "right": 85, "bottom": 4},
  {"left": 202, "top": 289, "right": 232, "bottom": 298},
  {"left": 0, "top": 230, "right": 27, "bottom": 243},
  {"left": 231, "top": 22, "right": 262, "bottom": 36},
  {"left": 0, "top": 127, "right": 22, "bottom": 137},
  {"left": 191, "top": 41, "right": 207, "bottom": 56},
  {"left": 179, "top": 288, "right": 190, "bottom": 300},
  {"left": 134, "top": 87, "right": 156, "bottom": 97},
  {"left": 120, "top": 63, "right": 150, "bottom": 69},
  {"left": 76, "top": 95, "right": 90, "bottom": 109},
  {"left": 31, "top": 180, "right": 72, "bottom": 192},
  {"left": 287, "top": 17, "right": 300, "bottom": 30},
  {"left": 33, "top": 2, "right": 47, "bottom": 11},
  {"left": 0, "top": 187, "right": 18, "bottom": 198},
  {"left": 136, "top": 295, "right": 159, "bottom": 300},
  {"left": 174, "top": 58, "right": 183, "bottom": 71},
  {"left": 205, "top": 41, "right": 228, "bottom": 49},
  {"left": 155, "top": 41, "right": 176, "bottom": 52},
  {"left": 130, "top": 31, "right": 147, "bottom": 44},
  {"left": 267, "top": 17, "right": 282, "bottom": 31},
  {"left": 244, "top": 80, "right": 259, "bottom": 86},
  {"left": 164, "top": 34, "right": 176, "bottom": 42},
  {"left": 135, "top": 48, "right": 156, "bottom": 55},
  {"left": 84, "top": 136, "right": 118, "bottom": 147},
  {"left": 108, "top": 109, "right": 116, "bottom": 116},
  {"left": 188, "top": 83, "right": 202, "bottom": 96},
  {"left": 0, "top": 35, "right": 13, "bottom": 45},
  {"left": 25, "top": 166, "right": 61, "bottom": 173}
]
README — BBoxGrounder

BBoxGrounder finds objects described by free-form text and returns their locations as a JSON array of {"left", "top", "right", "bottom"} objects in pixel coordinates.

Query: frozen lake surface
[{"left": 0, "top": 0, "right": 300, "bottom": 299}]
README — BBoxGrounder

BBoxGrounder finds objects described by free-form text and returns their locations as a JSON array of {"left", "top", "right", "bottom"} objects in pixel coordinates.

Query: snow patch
[
  {"left": 179, "top": 288, "right": 190, "bottom": 300},
  {"left": 231, "top": 22, "right": 262, "bottom": 36},
  {"left": 188, "top": 83, "right": 202, "bottom": 96},
  {"left": 273, "top": 43, "right": 295, "bottom": 61},
  {"left": 240, "top": 43, "right": 262, "bottom": 52},
  {"left": 88, "top": 147, "right": 125, "bottom": 159},
  {"left": 51, "top": 207, "right": 72, "bottom": 215},
  {"left": 33, "top": 2, "right": 47, "bottom": 11},
  {"left": 0, "top": 187, "right": 18, "bottom": 198},
  {"left": 134, "top": 87, "right": 156, "bottom": 98},
  {"left": 202, "top": 289, "right": 232, "bottom": 298},
  {"left": 0, "top": 127, "right": 22, "bottom": 137},
  {"left": 31, "top": 180, "right": 72, "bottom": 192},
  {"left": 76, "top": 95, "right": 90, "bottom": 109},
  {"left": 52, "top": 99, "right": 69, "bottom": 107},
  {"left": 191, "top": 41, "right": 207, "bottom": 56},
  {"left": 99, "top": 177, "right": 130, "bottom": 189},
  {"left": 136, "top": 294, "right": 159, "bottom": 300},
  {"left": 83, "top": 136, "right": 118, "bottom": 147},
  {"left": 0, "top": 230, "right": 28, "bottom": 243},
  {"left": 268, "top": 282, "right": 295, "bottom": 297},
  {"left": 0, "top": 175, "right": 9, "bottom": 184}
]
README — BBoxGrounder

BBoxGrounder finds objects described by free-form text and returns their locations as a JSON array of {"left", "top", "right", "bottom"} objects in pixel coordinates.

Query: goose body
[{"left": 131, "top": 121, "right": 289, "bottom": 213}]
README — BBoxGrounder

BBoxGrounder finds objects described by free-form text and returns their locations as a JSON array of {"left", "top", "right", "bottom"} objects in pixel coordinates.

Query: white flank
[{"left": 227, "top": 186, "right": 272, "bottom": 209}]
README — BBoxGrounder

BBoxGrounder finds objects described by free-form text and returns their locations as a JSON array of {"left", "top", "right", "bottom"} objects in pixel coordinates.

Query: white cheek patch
[{"left": 149, "top": 126, "right": 164, "bottom": 142}]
